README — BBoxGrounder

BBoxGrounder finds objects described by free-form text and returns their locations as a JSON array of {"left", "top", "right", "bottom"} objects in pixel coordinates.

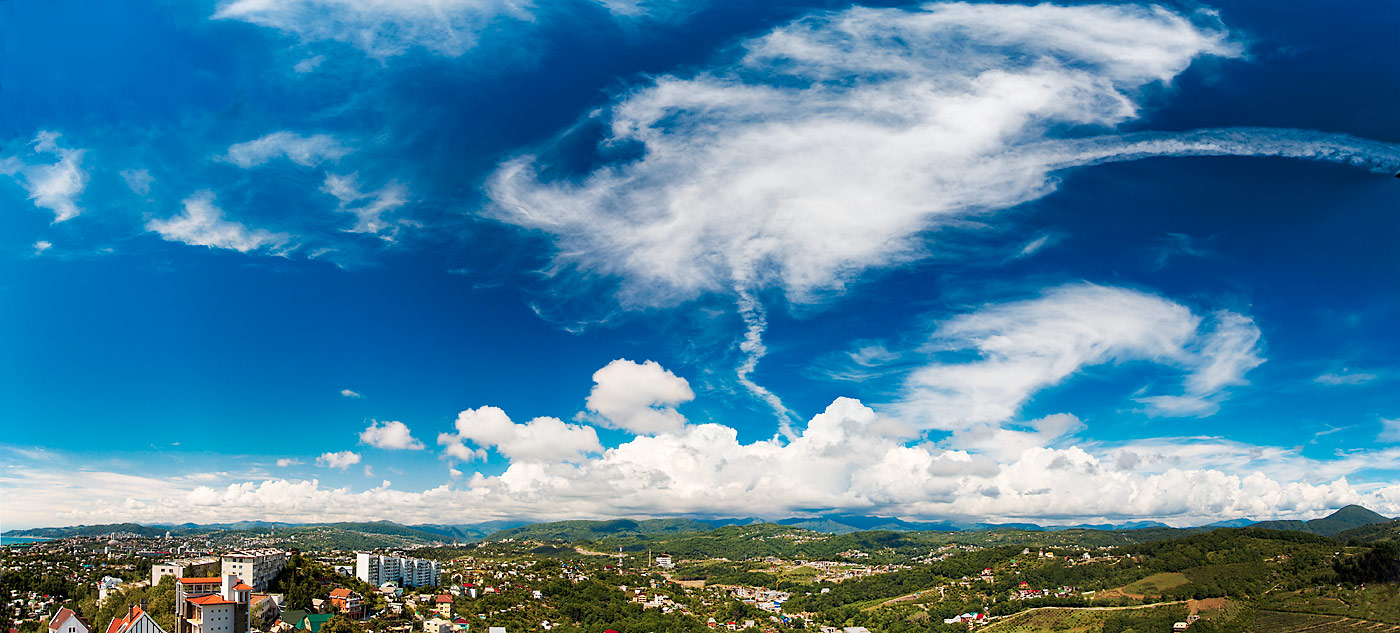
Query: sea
[{"left": 0, "top": 536, "right": 50, "bottom": 546}]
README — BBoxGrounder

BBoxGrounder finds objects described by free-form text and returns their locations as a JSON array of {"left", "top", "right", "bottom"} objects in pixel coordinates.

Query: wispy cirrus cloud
[
  {"left": 488, "top": 2, "right": 1400, "bottom": 310},
  {"left": 212, "top": 0, "right": 688, "bottom": 59},
  {"left": 147, "top": 192, "right": 293, "bottom": 253},
  {"left": 223, "top": 131, "right": 350, "bottom": 168},
  {"left": 898, "top": 284, "right": 1261, "bottom": 428},
  {"left": 1, "top": 131, "right": 88, "bottom": 223}
]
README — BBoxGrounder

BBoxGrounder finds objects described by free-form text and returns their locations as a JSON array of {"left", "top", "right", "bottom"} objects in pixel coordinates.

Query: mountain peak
[{"left": 1326, "top": 505, "right": 1390, "bottom": 524}]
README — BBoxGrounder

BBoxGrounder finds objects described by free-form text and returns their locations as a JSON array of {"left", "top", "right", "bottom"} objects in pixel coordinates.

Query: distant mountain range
[{"left": 5, "top": 505, "right": 1391, "bottom": 546}]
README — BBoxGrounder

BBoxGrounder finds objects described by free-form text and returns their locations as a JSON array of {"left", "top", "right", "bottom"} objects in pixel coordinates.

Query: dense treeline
[{"left": 1335, "top": 542, "right": 1400, "bottom": 584}]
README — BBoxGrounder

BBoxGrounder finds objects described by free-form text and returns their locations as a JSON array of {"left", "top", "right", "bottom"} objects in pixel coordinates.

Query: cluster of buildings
[
  {"left": 1010, "top": 583, "right": 1079, "bottom": 601},
  {"left": 151, "top": 551, "right": 288, "bottom": 593},
  {"left": 354, "top": 553, "right": 441, "bottom": 588}
]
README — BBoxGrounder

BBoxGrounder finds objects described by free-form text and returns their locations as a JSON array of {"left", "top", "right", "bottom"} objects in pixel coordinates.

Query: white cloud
[
  {"left": 359, "top": 420, "right": 426, "bottom": 450},
  {"left": 33, "top": 241, "right": 52, "bottom": 255},
  {"left": 899, "top": 284, "right": 1260, "bottom": 428},
  {"left": 223, "top": 131, "right": 349, "bottom": 168},
  {"left": 488, "top": 3, "right": 1400, "bottom": 308},
  {"left": 1138, "top": 311, "right": 1263, "bottom": 417},
  {"left": 340, "top": 388, "right": 363, "bottom": 398},
  {"left": 213, "top": 0, "right": 686, "bottom": 58},
  {"left": 293, "top": 55, "right": 325, "bottom": 74},
  {"left": 9, "top": 399, "right": 1400, "bottom": 528},
  {"left": 1379, "top": 419, "right": 1400, "bottom": 444},
  {"left": 364, "top": 465, "right": 374, "bottom": 477},
  {"left": 147, "top": 191, "right": 292, "bottom": 253},
  {"left": 316, "top": 450, "right": 362, "bottom": 470},
  {"left": 275, "top": 458, "right": 302, "bottom": 467},
  {"left": 2, "top": 131, "right": 88, "bottom": 223},
  {"left": 1315, "top": 370, "right": 1378, "bottom": 386},
  {"left": 121, "top": 169, "right": 154, "bottom": 196},
  {"left": 584, "top": 359, "right": 694, "bottom": 435},
  {"left": 213, "top": 0, "right": 535, "bottom": 58},
  {"left": 322, "top": 173, "right": 408, "bottom": 239},
  {"left": 438, "top": 405, "right": 602, "bottom": 463}
]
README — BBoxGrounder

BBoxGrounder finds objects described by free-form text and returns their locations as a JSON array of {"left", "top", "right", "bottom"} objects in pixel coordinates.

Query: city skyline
[{"left": 2, "top": 0, "right": 1399, "bottom": 530}]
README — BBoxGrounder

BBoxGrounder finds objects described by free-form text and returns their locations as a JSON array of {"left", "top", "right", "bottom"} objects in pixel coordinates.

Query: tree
[{"left": 320, "top": 615, "right": 364, "bottom": 633}]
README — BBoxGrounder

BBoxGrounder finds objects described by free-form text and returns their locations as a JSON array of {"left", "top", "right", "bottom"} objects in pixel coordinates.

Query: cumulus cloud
[
  {"left": 1, "top": 131, "right": 88, "bottom": 223},
  {"left": 322, "top": 173, "right": 408, "bottom": 239},
  {"left": 223, "top": 131, "right": 349, "bottom": 168},
  {"left": 438, "top": 406, "right": 602, "bottom": 463},
  {"left": 899, "top": 284, "right": 1260, "bottom": 428},
  {"left": 10, "top": 399, "right": 1400, "bottom": 528},
  {"left": 316, "top": 450, "right": 362, "bottom": 469},
  {"left": 147, "top": 192, "right": 292, "bottom": 253},
  {"left": 359, "top": 420, "right": 426, "bottom": 450},
  {"left": 340, "top": 388, "right": 363, "bottom": 398},
  {"left": 584, "top": 359, "right": 694, "bottom": 435},
  {"left": 275, "top": 458, "right": 302, "bottom": 467},
  {"left": 488, "top": 3, "right": 1400, "bottom": 309},
  {"left": 33, "top": 241, "right": 53, "bottom": 255}
]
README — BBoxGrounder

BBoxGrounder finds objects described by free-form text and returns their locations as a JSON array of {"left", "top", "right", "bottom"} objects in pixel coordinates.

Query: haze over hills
[{"left": 6, "top": 506, "right": 1391, "bottom": 546}]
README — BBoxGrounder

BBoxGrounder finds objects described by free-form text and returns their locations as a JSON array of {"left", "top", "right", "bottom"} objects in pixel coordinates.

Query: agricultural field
[
  {"left": 1121, "top": 573, "right": 1190, "bottom": 597},
  {"left": 986, "top": 608, "right": 1113, "bottom": 633},
  {"left": 1252, "top": 610, "right": 1400, "bottom": 633},
  {"left": 1264, "top": 585, "right": 1400, "bottom": 625}
]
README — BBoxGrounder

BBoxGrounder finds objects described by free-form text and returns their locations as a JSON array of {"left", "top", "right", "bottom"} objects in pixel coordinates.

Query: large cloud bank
[{"left": 7, "top": 283, "right": 1399, "bottom": 528}]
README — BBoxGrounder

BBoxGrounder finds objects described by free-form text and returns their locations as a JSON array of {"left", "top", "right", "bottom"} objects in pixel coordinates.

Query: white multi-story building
[
  {"left": 152, "top": 557, "right": 222, "bottom": 587},
  {"left": 220, "top": 549, "right": 288, "bottom": 592},
  {"left": 356, "top": 553, "right": 441, "bottom": 588}
]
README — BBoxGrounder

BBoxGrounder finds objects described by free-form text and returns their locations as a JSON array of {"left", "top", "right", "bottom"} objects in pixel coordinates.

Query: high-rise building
[
  {"left": 220, "top": 550, "right": 289, "bottom": 592},
  {"left": 355, "top": 553, "right": 440, "bottom": 588}
]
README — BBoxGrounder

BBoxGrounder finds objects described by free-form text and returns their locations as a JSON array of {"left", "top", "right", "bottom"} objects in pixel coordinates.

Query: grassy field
[
  {"left": 1121, "top": 572, "right": 1190, "bottom": 597},
  {"left": 1253, "top": 610, "right": 1400, "bottom": 633},
  {"left": 1265, "top": 585, "right": 1400, "bottom": 625}
]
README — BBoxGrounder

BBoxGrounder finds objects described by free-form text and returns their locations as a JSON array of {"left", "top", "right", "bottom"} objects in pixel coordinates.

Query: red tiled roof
[
  {"left": 329, "top": 589, "right": 352, "bottom": 598},
  {"left": 188, "top": 595, "right": 237, "bottom": 606},
  {"left": 179, "top": 578, "right": 224, "bottom": 584},
  {"left": 48, "top": 609, "right": 78, "bottom": 631},
  {"left": 233, "top": 583, "right": 254, "bottom": 591},
  {"left": 435, "top": 595, "right": 452, "bottom": 603}
]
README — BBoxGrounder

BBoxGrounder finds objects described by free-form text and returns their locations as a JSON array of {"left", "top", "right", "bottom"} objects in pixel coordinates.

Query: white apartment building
[
  {"left": 356, "top": 553, "right": 441, "bottom": 588},
  {"left": 220, "top": 549, "right": 288, "bottom": 592},
  {"left": 152, "top": 557, "right": 222, "bottom": 587}
]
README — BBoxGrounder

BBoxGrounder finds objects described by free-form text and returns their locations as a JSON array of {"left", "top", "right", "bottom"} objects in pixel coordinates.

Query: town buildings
[
  {"left": 174, "top": 575, "right": 252, "bottom": 633},
  {"left": 103, "top": 604, "right": 168, "bottom": 633},
  {"left": 220, "top": 550, "right": 289, "bottom": 593},
  {"left": 152, "top": 558, "right": 222, "bottom": 587},
  {"left": 48, "top": 608, "right": 90, "bottom": 633},
  {"left": 327, "top": 589, "right": 363, "bottom": 620},
  {"left": 355, "top": 553, "right": 441, "bottom": 588}
]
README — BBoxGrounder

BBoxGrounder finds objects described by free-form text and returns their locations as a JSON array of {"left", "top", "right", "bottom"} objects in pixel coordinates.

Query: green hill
[
  {"left": 1253, "top": 505, "right": 1391, "bottom": 537},
  {"left": 484, "top": 518, "right": 721, "bottom": 542},
  {"left": 1335, "top": 519, "right": 1400, "bottom": 544}
]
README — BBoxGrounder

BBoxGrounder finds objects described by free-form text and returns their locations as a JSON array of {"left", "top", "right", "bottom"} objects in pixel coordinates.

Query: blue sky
[{"left": 1, "top": 0, "right": 1398, "bottom": 530}]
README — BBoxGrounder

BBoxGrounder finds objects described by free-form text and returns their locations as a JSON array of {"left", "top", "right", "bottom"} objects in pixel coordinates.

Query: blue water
[{"left": 1, "top": 536, "right": 50, "bottom": 546}]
